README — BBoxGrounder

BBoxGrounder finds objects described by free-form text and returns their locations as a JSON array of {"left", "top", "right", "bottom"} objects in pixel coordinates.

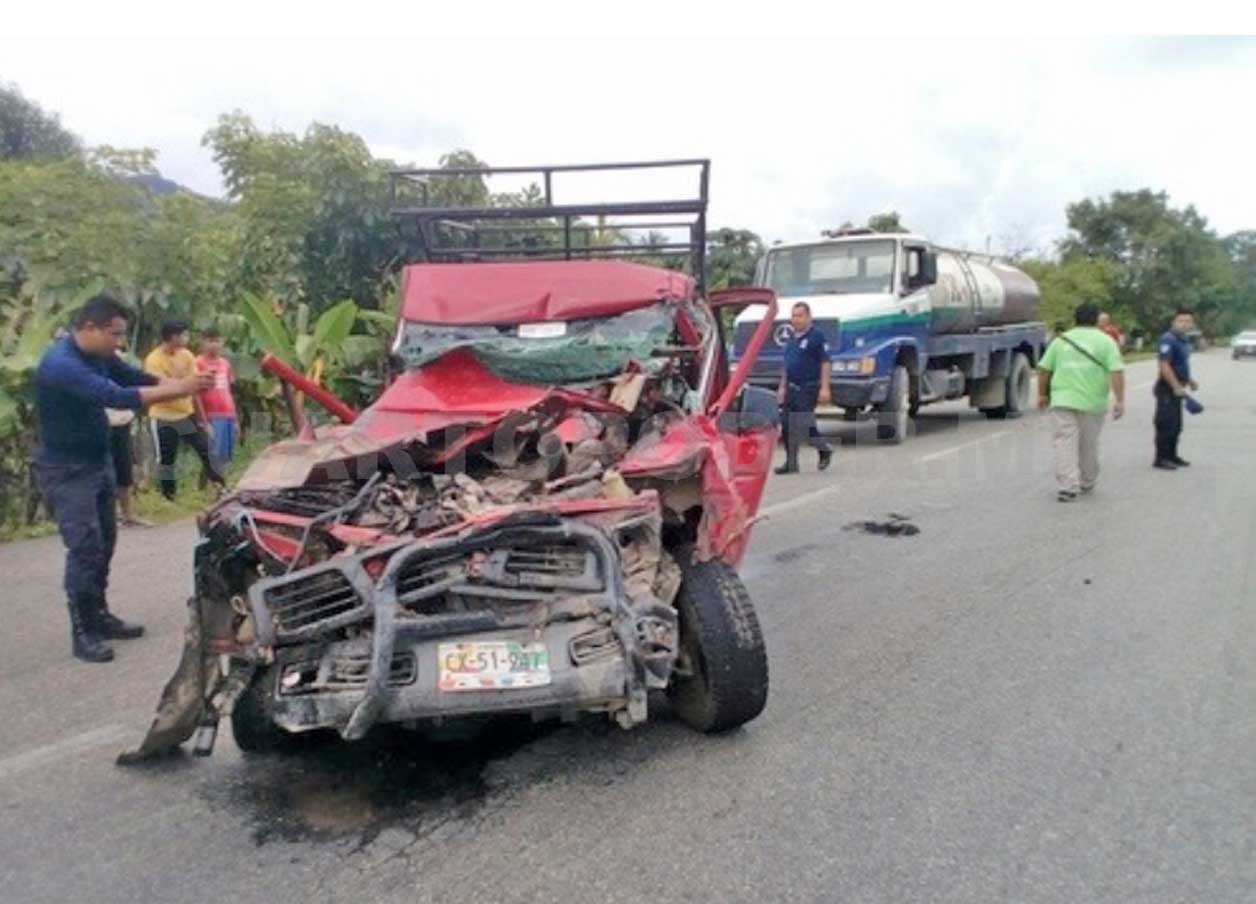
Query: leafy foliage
[
  {"left": 867, "top": 211, "right": 909, "bottom": 234},
  {"left": 0, "top": 84, "right": 80, "bottom": 161},
  {"left": 1057, "top": 190, "right": 1248, "bottom": 338}
]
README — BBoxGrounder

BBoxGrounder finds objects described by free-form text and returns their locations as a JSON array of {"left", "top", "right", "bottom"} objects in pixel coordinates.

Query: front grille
[
  {"left": 279, "top": 652, "right": 417, "bottom": 695},
  {"left": 326, "top": 652, "right": 417, "bottom": 688},
  {"left": 570, "top": 626, "right": 621, "bottom": 665},
  {"left": 262, "top": 570, "right": 362, "bottom": 635},
  {"left": 503, "top": 546, "right": 592, "bottom": 583},
  {"left": 395, "top": 554, "right": 464, "bottom": 604}
]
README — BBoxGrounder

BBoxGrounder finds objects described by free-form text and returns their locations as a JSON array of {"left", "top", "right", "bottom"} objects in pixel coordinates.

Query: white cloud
[{"left": 3, "top": 33, "right": 1253, "bottom": 257}]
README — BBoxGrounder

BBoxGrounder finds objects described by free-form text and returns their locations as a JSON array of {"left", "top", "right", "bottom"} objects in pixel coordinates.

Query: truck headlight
[{"left": 859, "top": 357, "right": 877, "bottom": 375}]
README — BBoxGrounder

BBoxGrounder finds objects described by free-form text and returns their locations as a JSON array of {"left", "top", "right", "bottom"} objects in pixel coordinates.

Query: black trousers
[
  {"left": 780, "top": 382, "right": 831, "bottom": 466},
  {"left": 152, "top": 417, "right": 222, "bottom": 499},
  {"left": 1154, "top": 386, "right": 1183, "bottom": 462},
  {"left": 38, "top": 460, "right": 116, "bottom": 630},
  {"left": 109, "top": 425, "right": 134, "bottom": 488}
]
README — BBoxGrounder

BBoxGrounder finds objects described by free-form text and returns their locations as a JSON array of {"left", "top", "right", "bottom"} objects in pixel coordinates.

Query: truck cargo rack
[{"left": 389, "top": 160, "right": 710, "bottom": 292}]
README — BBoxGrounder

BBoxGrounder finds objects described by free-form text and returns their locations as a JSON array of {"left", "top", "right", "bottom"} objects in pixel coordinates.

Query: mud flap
[{"left": 116, "top": 597, "right": 211, "bottom": 765}]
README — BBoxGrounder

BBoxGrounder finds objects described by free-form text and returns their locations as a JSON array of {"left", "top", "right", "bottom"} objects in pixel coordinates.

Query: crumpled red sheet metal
[{"left": 621, "top": 416, "right": 773, "bottom": 565}]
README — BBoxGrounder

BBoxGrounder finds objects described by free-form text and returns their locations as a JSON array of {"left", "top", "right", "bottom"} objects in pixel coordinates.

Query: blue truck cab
[{"left": 730, "top": 228, "right": 1046, "bottom": 443}]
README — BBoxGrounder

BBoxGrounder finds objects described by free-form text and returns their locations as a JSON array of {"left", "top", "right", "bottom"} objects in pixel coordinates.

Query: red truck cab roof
[{"left": 400, "top": 260, "right": 696, "bottom": 325}]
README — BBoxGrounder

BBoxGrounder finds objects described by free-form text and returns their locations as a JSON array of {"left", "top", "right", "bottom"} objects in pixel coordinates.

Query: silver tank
[{"left": 928, "top": 251, "right": 1040, "bottom": 334}]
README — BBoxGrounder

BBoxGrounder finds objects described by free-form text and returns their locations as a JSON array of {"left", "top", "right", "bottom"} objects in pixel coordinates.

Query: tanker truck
[{"left": 730, "top": 227, "right": 1046, "bottom": 443}]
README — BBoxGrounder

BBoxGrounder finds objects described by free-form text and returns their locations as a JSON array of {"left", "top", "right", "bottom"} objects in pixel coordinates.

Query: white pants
[{"left": 1051, "top": 408, "right": 1106, "bottom": 493}]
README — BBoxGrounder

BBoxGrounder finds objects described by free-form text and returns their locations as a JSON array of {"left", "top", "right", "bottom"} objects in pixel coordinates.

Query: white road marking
[
  {"left": 759, "top": 486, "right": 843, "bottom": 518},
  {"left": 918, "top": 428, "right": 1013, "bottom": 463},
  {"left": 0, "top": 724, "right": 129, "bottom": 780}
]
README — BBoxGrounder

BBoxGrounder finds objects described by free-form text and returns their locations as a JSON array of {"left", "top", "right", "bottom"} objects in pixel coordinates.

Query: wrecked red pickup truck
[{"left": 123, "top": 161, "right": 781, "bottom": 761}]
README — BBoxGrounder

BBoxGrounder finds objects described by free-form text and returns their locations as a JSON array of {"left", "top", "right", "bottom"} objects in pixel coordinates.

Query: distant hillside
[{"left": 127, "top": 172, "right": 186, "bottom": 196}]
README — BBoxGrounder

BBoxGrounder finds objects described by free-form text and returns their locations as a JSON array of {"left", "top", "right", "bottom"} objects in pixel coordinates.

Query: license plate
[{"left": 437, "top": 641, "right": 551, "bottom": 692}]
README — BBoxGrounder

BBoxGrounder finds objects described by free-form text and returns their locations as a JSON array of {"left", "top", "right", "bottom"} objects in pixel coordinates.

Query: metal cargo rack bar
[{"left": 389, "top": 159, "right": 710, "bottom": 292}]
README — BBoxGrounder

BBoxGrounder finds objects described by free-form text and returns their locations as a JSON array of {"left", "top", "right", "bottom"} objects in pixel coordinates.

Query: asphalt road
[{"left": 2, "top": 351, "right": 1254, "bottom": 904}]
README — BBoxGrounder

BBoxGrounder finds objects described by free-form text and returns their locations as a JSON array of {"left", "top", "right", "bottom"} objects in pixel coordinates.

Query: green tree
[
  {"left": 1020, "top": 257, "right": 1120, "bottom": 334},
  {"left": 0, "top": 84, "right": 80, "bottom": 161},
  {"left": 706, "top": 228, "right": 764, "bottom": 291},
  {"left": 867, "top": 211, "right": 909, "bottom": 233},
  {"left": 1221, "top": 231, "right": 1256, "bottom": 335},
  {"left": 203, "top": 112, "right": 406, "bottom": 312},
  {"left": 1060, "top": 189, "right": 1242, "bottom": 337}
]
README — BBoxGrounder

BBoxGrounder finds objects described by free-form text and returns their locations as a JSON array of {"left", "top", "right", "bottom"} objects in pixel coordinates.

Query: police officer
[
  {"left": 775, "top": 301, "right": 834, "bottom": 474},
  {"left": 1152, "top": 307, "right": 1199, "bottom": 470},
  {"left": 35, "top": 296, "right": 212, "bottom": 662}
]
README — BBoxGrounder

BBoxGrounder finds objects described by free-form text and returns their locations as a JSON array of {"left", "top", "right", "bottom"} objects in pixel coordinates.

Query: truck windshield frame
[{"left": 763, "top": 240, "right": 898, "bottom": 297}]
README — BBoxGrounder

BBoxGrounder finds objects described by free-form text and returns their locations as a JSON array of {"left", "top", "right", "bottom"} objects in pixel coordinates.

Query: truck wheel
[
  {"left": 876, "top": 365, "right": 910, "bottom": 443},
  {"left": 982, "top": 352, "right": 1031, "bottom": 420},
  {"left": 667, "top": 549, "right": 769, "bottom": 733},
  {"left": 231, "top": 667, "right": 295, "bottom": 754}
]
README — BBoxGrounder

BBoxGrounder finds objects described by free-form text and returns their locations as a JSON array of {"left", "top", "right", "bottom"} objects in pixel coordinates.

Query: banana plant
[{"left": 238, "top": 292, "right": 386, "bottom": 410}]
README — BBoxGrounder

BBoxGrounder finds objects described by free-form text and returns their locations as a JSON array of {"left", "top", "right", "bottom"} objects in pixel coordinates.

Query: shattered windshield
[{"left": 397, "top": 302, "right": 680, "bottom": 385}]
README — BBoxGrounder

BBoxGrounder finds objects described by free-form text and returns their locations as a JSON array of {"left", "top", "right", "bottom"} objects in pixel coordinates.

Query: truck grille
[
  {"left": 279, "top": 652, "right": 417, "bottom": 695},
  {"left": 262, "top": 570, "right": 364, "bottom": 636},
  {"left": 501, "top": 546, "right": 596, "bottom": 587},
  {"left": 395, "top": 554, "right": 464, "bottom": 606},
  {"left": 326, "top": 652, "right": 417, "bottom": 688}
]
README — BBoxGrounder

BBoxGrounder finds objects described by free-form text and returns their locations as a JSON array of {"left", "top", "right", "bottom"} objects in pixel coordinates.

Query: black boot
[
  {"left": 818, "top": 449, "right": 833, "bottom": 471},
  {"left": 775, "top": 457, "right": 799, "bottom": 475},
  {"left": 68, "top": 599, "right": 114, "bottom": 663},
  {"left": 99, "top": 609, "right": 145, "bottom": 640},
  {"left": 90, "top": 595, "right": 144, "bottom": 639}
]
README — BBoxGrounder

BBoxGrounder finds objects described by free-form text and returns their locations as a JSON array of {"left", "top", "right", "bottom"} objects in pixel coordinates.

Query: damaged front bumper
[
  {"left": 259, "top": 514, "right": 678, "bottom": 739},
  {"left": 122, "top": 507, "right": 681, "bottom": 762}
]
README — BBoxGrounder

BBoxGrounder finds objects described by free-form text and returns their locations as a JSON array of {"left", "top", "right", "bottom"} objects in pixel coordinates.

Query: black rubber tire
[
  {"left": 981, "top": 352, "right": 1031, "bottom": 420},
  {"left": 667, "top": 550, "right": 769, "bottom": 733},
  {"left": 231, "top": 667, "right": 295, "bottom": 754},
  {"left": 1004, "top": 352, "right": 1031, "bottom": 418},
  {"left": 875, "top": 365, "right": 910, "bottom": 443}
]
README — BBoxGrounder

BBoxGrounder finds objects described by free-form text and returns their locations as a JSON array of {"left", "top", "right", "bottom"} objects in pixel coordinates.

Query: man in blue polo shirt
[
  {"left": 775, "top": 301, "right": 834, "bottom": 474},
  {"left": 35, "top": 296, "right": 212, "bottom": 663},
  {"left": 1152, "top": 308, "right": 1199, "bottom": 470}
]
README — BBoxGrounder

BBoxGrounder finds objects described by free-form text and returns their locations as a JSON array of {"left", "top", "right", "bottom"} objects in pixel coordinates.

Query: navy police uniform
[
  {"left": 779, "top": 326, "right": 833, "bottom": 471},
  {"left": 35, "top": 336, "right": 156, "bottom": 659},
  {"left": 1153, "top": 330, "right": 1190, "bottom": 465}
]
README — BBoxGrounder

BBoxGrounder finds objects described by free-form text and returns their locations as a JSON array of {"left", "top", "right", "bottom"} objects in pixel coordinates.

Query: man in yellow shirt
[{"left": 144, "top": 320, "right": 225, "bottom": 499}]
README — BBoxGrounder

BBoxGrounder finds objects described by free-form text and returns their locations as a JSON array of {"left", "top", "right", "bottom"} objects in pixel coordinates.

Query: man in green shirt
[{"left": 1037, "top": 303, "right": 1126, "bottom": 502}]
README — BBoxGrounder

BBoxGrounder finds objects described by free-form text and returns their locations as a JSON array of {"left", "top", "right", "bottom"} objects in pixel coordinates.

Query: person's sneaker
[
  {"left": 1079, "top": 486, "right": 1095, "bottom": 495},
  {"left": 120, "top": 515, "right": 155, "bottom": 528},
  {"left": 774, "top": 464, "right": 798, "bottom": 475},
  {"left": 817, "top": 450, "right": 833, "bottom": 471},
  {"left": 1057, "top": 490, "right": 1077, "bottom": 502},
  {"left": 1152, "top": 460, "right": 1179, "bottom": 470},
  {"left": 1169, "top": 457, "right": 1191, "bottom": 467}
]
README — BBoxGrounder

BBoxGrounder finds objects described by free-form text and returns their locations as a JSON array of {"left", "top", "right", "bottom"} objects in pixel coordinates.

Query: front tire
[
  {"left": 876, "top": 365, "right": 910, "bottom": 443},
  {"left": 231, "top": 667, "right": 296, "bottom": 754},
  {"left": 667, "top": 550, "right": 769, "bottom": 733}
]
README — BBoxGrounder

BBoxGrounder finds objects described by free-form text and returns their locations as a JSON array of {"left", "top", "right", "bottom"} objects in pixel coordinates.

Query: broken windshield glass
[{"left": 396, "top": 302, "right": 679, "bottom": 384}]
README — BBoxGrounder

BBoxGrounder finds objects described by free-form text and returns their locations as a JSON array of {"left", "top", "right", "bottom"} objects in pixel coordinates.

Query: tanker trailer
[{"left": 731, "top": 227, "right": 1046, "bottom": 443}]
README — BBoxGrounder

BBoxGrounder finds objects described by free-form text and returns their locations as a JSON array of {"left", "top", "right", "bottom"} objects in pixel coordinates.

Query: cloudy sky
[{"left": 4, "top": 15, "right": 1253, "bottom": 255}]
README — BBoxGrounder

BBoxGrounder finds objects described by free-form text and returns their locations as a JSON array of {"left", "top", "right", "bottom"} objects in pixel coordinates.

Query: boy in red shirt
[{"left": 196, "top": 328, "right": 238, "bottom": 479}]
